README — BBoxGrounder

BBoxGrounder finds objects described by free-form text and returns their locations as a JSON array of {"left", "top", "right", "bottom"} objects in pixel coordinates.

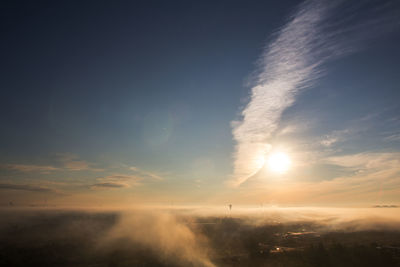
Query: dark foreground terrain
[{"left": 0, "top": 209, "right": 399, "bottom": 267}]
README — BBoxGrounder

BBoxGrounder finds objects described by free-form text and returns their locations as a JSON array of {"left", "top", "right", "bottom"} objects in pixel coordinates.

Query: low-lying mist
[
  {"left": 1, "top": 206, "right": 400, "bottom": 267},
  {"left": 101, "top": 211, "right": 215, "bottom": 267}
]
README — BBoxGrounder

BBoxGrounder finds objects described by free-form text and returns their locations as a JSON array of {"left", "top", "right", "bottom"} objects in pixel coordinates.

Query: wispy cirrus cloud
[
  {"left": 384, "top": 133, "right": 400, "bottom": 142},
  {"left": 103, "top": 174, "right": 141, "bottom": 181},
  {"left": 56, "top": 153, "right": 104, "bottom": 172},
  {"left": 320, "top": 129, "right": 350, "bottom": 147},
  {"left": 230, "top": 0, "right": 399, "bottom": 186},
  {"left": 0, "top": 183, "right": 62, "bottom": 194},
  {"left": 296, "top": 152, "right": 400, "bottom": 203},
  {"left": 91, "top": 182, "right": 129, "bottom": 189},
  {"left": 0, "top": 164, "right": 59, "bottom": 173},
  {"left": 91, "top": 174, "right": 142, "bottom": 190},
  {"left": 231, "top": 0, "right": 339, "bottom": 186},
  {"left": 0, "top": 153, "right": 104, "bottom": 174},
  {"left": 129, "top": 166, "right": 164, "bottom": 180},
  {"left": 325, "top": 152, "right": 400, "bottom": 172},
  {"left": 239, "top": 151, "right": 400, "bottom": 205}
]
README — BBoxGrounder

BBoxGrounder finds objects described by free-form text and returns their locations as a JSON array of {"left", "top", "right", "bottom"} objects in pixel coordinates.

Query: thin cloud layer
[
  {"left": 0, "top": 183, "right": 60, "bottom": 193},
  {"left": 0, "top": 164, "right": 59, "bottom": 173},
  {"left": 91, "top": 174, "right": 142, "bottom": 190},
  {"left": 129, "top": 166, "right": 164, "bottom": 180},
  {"left": 247, "top": 152, "right": 400, "bottom": 205},
  {"left": 0, "top": 153, "right": 104, "bottom": 174},
  {"left": 91, "top": 182, "right": 129, "bottom": 189},
  {"left": 56, "top": 153, "right": 104, "bottom": 172}
]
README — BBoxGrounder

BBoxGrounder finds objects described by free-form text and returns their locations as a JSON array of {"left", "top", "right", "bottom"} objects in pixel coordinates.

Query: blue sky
[{"left": 1, "top": 0, "right": 399, "bottom": 206}]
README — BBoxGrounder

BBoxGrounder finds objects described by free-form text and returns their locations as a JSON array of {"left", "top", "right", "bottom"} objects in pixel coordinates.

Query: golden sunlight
[{"left": 267, "top": 152, "right": 291, "bottom": 174}]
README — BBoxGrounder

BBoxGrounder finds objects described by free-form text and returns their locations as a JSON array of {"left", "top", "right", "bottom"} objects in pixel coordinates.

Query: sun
[{"left": 267, "top": 152, "right": 291, "bottom": 174}]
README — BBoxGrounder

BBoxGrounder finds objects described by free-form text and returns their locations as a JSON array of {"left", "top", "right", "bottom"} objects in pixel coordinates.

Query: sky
[{"left": 1, "top": 0, "right": 400, "bottom": 207}]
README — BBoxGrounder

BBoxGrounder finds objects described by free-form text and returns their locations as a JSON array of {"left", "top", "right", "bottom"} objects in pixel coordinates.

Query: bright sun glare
[{"left": 267, "top": 152, "right": 291, "bottom": 174}]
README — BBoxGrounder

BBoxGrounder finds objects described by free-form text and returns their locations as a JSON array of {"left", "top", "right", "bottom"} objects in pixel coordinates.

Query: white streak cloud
[
  {"left": 231, "top": 0, "right": 337, "bottom": 186},
  {"left": 0, "top": 183, "right": 63, "bottom": 194},
  {"left": 129, "top": 166, "right": 164, "bottom": 180},
  {"left": 230, "top": 0, "right": 399, "bottom": 186},
  {"left": 1, "top": 164, "right": 59, "bottom": 173}
]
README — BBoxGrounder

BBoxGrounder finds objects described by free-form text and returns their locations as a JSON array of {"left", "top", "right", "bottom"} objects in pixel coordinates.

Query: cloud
[
  {"left": 91, "top": 182, "right": 129, "bottom": 189},
  {"left": 57, "top": 153, "right": 104, "bottom": 172},
  {"left": 257, "top": 152, "right": 400, "bottom": 205},
  {"left": 320, "top": 137, "right": 338, "bottom": 147},
  {"left": 320, "top": 129, "right": 349, "bottom": 147},
  {"left": 230, "top": 0, "right": 339, "bottom": 186},
  {"left": 325, "top": 152, "right": 400, "bottom": 171},
  {"left": 0, "top": 183, "right": 59, "bottom": 193},
  {"left": 91, "top": 174, "right": 142, "bottom": 189},
  {"left": 103, "top": 174, "right": 141, "bottom": 181},
  {"left": 230, "top": 0, "right": 400, "bottom": 186},
  {"left": 0, "top": 164, "right": 59, "bottom": 173},
  {"left": 1, "top": 153, "right": 104, "bottom": 174},
  {"left": 87, "top": 166, "right": 164, "bottom": 190},
  {"left": 384, "top": 133, "right": 400, "bottom": 142},
  {"left": 129, "top": 166, "right": 163, "bottom": 180},
  {"left": 63, "top": 160, "right": 90, "bottom": 171}
]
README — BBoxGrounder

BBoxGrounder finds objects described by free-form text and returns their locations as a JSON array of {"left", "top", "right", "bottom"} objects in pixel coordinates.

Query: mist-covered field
[{"left": 1, "top": 207, "right": 400, "bottom": 267}]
